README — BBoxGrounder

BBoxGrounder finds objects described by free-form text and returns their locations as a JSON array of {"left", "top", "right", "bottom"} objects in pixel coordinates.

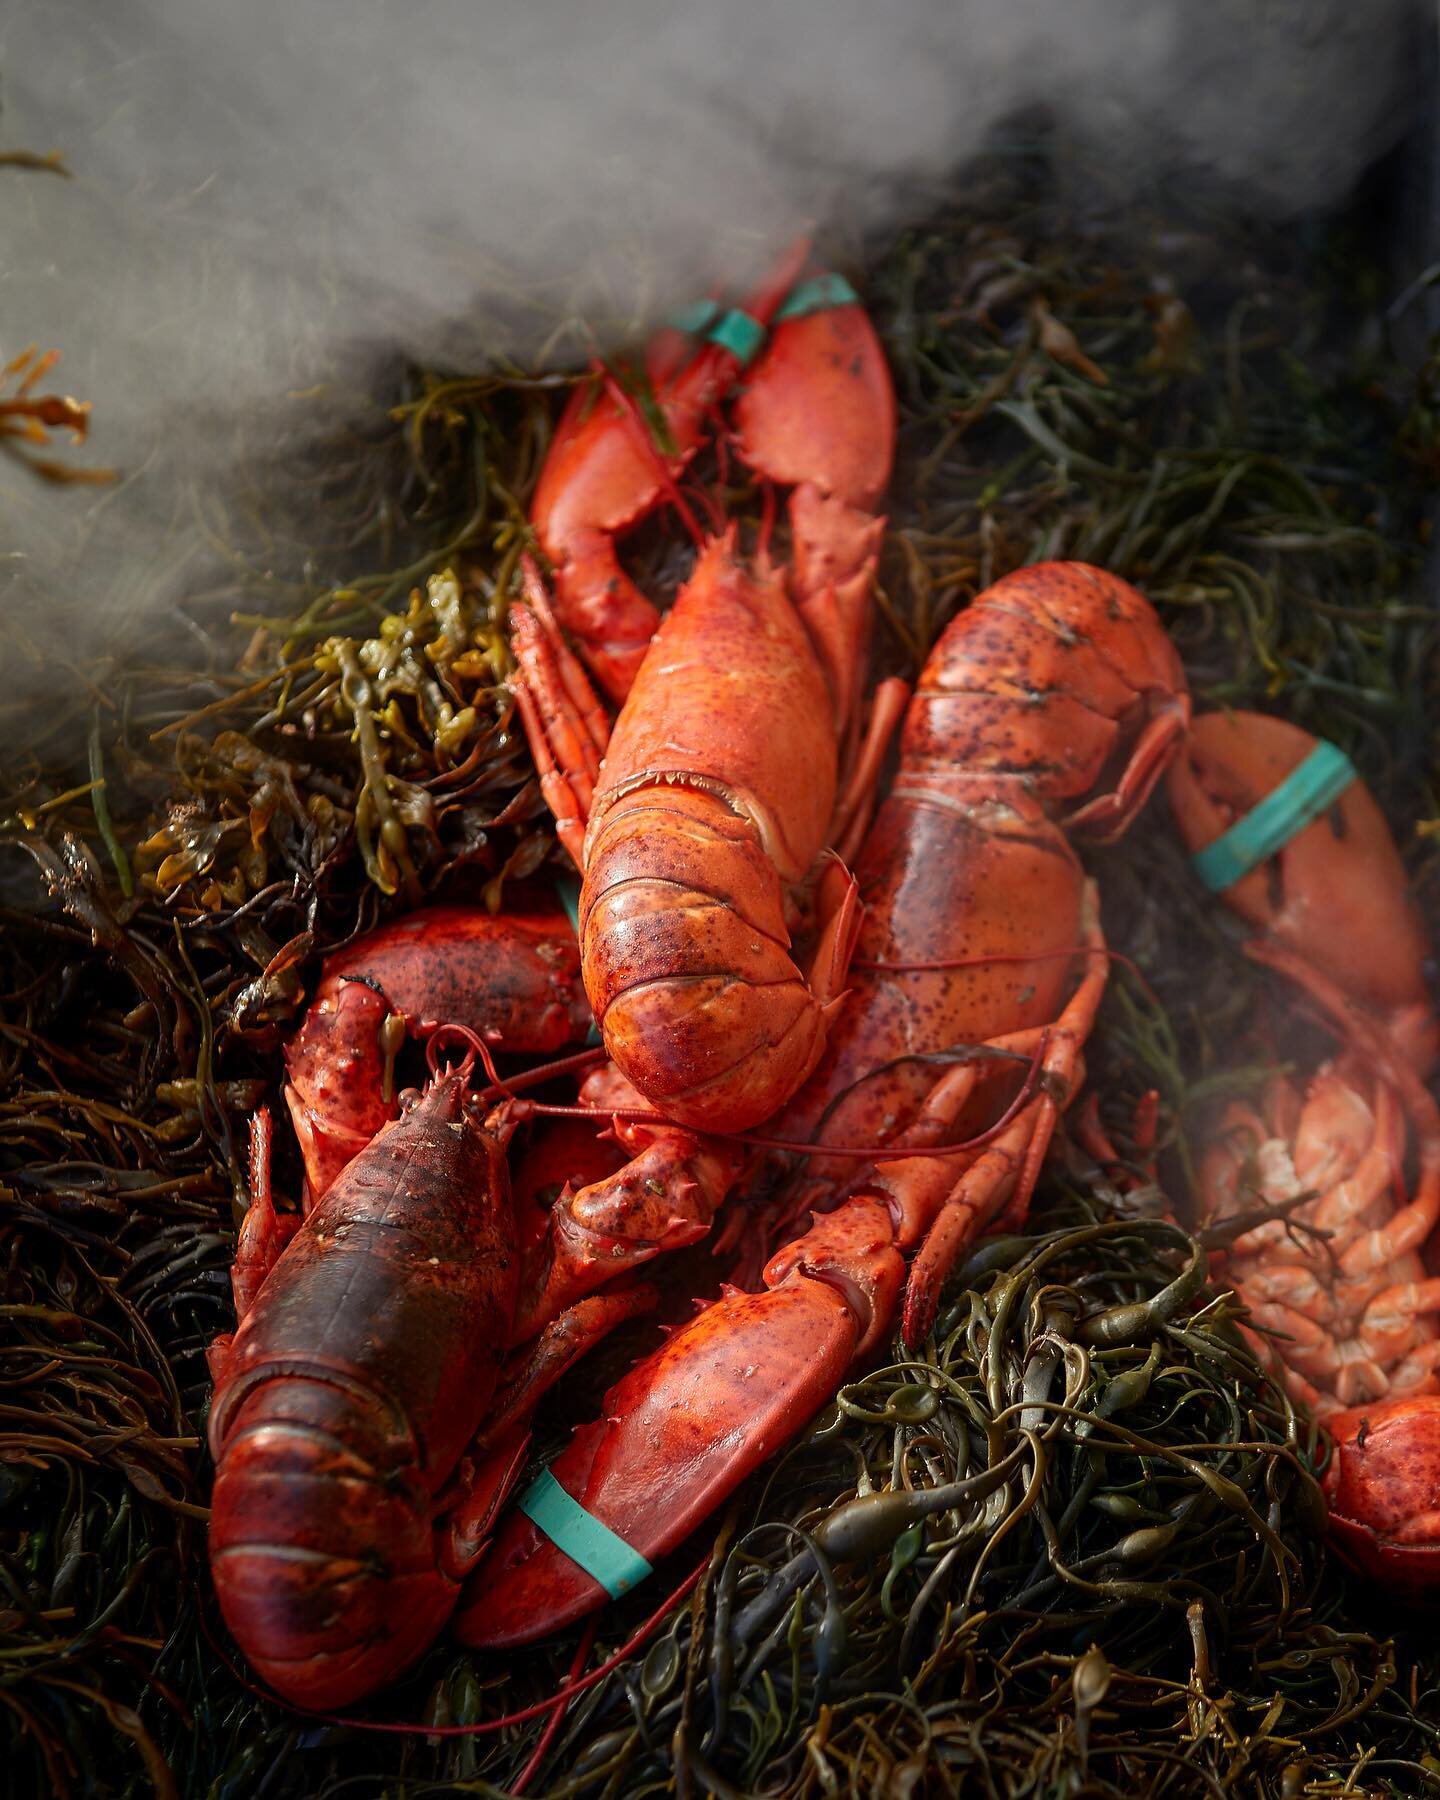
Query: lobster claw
[
  {"left": 1325, "top": 1396, "right": 1440, "bottom": 1602},
  {"left": 453, "top": 1270, "right": 864, "bottom": 1647},
  {"left": 529, "top": 241, "right": 813, "bottom": 702},
  {"left": 1167, "top": 712, "right": 1437, "bottom": 1073},
  {"left": 732, "top": 280, "right": 895, "bottom": 511}
]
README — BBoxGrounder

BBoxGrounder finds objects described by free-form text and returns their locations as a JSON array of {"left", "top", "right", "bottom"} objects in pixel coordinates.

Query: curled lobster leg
[
  {"left": 283, "top": 904, "right": 593, "bottom": 1203},
  {"left": 508, "top": 560, "right": 611, "bottom": 868}
]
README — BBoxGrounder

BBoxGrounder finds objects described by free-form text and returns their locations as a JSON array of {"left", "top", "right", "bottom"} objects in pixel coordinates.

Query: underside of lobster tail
[{"left": 209, "top": 1377, "right": 460, "bottom": 1710}]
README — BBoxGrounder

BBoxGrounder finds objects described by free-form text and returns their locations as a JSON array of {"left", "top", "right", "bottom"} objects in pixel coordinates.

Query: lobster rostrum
[
  {"left": 512, "top": 251, "right": 905, "bottom": 1134},
  {"left": 1170, "top": 711, "right": 1440, "bottom": 1598},
  {"left": 458, "top": 561, "right": 1195, "bottom": 1649}
]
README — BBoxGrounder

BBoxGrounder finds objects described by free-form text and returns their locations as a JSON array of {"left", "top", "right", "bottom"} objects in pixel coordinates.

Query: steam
[{"left": 0, "top": 0, "right": 1428, "bottom": 685}]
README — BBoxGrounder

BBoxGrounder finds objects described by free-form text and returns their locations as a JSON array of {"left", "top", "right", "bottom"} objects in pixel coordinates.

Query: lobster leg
[
  {"left": 509, "top": 558, "right": 611, "bottom": 868},
  {"left": 894, "top": 882, "right": 1110, "bottom": 1346},
  {"left": 511, "top": 1097, "right": 746, "bottom": 1339}
]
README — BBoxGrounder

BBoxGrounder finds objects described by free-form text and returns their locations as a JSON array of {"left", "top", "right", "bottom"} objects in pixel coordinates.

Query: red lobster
[
  {"left": 512, "top": 251, "right": 905, "bottom": 1132},
  {"left": 457, "top": 561, "right": 1193, "bottom": 1648},
  {"left": 1170, "top": 711, "right": 1440, "bottom": 1598},
  {"left": 208, "top": 1037, "right": 760, "bottom": 1706},
  {"left": 282, "top": 903, "right": 593, "bottom": 1203}
]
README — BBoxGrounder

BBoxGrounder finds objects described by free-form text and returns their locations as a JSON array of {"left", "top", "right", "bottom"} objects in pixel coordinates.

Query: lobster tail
[
  {"left": 581, "top": 786, "right": 851, "bottom": 1131},
  {"left": 209, "top": 1377, "right": 456, "bottom": 1710}
]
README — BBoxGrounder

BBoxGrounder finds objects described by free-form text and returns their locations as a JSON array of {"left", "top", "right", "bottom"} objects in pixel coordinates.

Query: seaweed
[{"left": 2, "top": 127, "right": 1439, "bottom": 1796}]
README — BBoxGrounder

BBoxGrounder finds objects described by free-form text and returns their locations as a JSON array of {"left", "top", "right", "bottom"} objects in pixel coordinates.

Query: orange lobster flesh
[
  {"left": 512, "top": 260, "right": 900, "bottom": 1133},
  {"left": 459, "top": 562, "right": 1193, "bottom": 1648},
  {"left": 1177, "top": 712, "right": 1440, "bottom": 1599},
  {"left": 283, "top": 904, "right": 593, "bottom": 1203}
]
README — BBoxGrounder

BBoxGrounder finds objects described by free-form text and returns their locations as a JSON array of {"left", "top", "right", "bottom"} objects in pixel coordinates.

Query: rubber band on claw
[
  {"left": 1191, "top": 738, "right": 1357, "bottom": 892},
  {"left": 518, "top": 1468, "right": 654, "bottom": 1598}
]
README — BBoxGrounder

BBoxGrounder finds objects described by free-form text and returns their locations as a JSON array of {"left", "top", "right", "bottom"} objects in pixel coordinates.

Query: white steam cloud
[{"left": 0, "top": 0, "right": 1428, "bottom": 684}]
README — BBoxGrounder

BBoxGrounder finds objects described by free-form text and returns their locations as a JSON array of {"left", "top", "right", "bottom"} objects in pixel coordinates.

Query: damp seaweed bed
[{"left": 4, "top": 137, "right": 1440, "bottom": 1797}]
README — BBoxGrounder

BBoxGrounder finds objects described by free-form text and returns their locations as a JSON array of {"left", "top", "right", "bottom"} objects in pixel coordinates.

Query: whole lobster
[
  {"left": 208, "top": 1068, "right": 527, "bottom": 1709},
  {"left": 457, "top": 561, "right": 1193, "bottom": 1648},
  {"left": 1169, "top": 711, "right": 1440, "bottom": 1598},
  {"left": 513, "top": 250, "right": 905, "bottom": 1132},
  {"left": 208, "top": 1033, "right": 759, "bottom": 1706}
]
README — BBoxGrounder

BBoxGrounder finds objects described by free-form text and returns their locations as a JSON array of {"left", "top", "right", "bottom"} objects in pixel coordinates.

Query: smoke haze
[{"left": 0, "top": 0, "right": 1429, "bottom": 679}]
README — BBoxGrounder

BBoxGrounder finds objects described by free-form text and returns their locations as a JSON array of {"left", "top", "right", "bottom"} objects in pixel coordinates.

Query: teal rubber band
[
  {"left": 666, "top": 297, "right": 721, "bottom": 336},
  {"left": 774, "top": 272, "right": 860, "bottom": 320},
  {"left": 1191, "top": 739, "right": 1357, "bottom": 893},
  {"left": 518, "top": 1468, "right": 654, "bottom": 1599},
  {"left": 707, "top": 308, "right": 766, "bottom": 366},
  {"left": 552, "top": 878, "right": 603, "bottom": 1046}
]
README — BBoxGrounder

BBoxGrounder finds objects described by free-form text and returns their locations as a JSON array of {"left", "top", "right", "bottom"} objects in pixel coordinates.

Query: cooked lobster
[
  {"left": 513, "top": 252, "right": 905, "bottom": 1133},
  {"left": 1171, "top": 711, "right": 1440, "bottom": 1598},
  {"left": 211, "top": 950, "right": 751, "bottom": 1705},
  {"left": 457, "top": 561, "right": 1193, "bottom": 1648}
]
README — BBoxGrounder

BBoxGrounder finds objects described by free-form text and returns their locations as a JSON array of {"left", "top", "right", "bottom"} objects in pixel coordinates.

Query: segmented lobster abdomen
[
  {"left": 576, "top": 535, "right": 843, "bottom": 1132},
  {"left": 580, "top": 784, "right": 833, "bottom": 1132}
]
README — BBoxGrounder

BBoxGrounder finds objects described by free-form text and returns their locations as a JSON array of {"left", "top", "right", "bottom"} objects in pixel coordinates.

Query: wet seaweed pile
[{"left": 3, "top": 135, "right": 1439, "bottom": 1796}]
